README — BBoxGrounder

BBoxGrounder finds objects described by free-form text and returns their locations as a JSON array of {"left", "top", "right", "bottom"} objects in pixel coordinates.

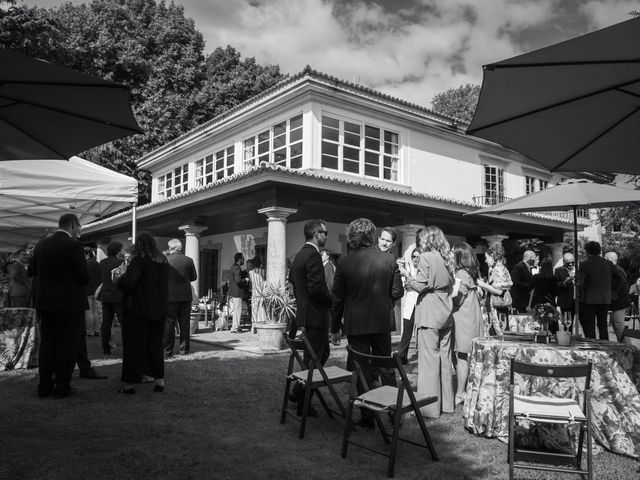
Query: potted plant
[{"left": 252, "top": 281, "right": 296, "bottom": 351}]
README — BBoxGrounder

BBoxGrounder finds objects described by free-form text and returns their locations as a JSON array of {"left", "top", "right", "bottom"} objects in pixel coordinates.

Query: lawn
[{"left": 1, "top": 336, "right": 638, "bottom": 480}]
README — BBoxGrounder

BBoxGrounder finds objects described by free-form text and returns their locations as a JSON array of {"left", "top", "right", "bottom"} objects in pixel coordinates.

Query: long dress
[
  {"left": 452, "top": 269, "right": 483, "bottom": 355},
  {"left": 248, "top": 268, "right": 268, "bottom": 324}
]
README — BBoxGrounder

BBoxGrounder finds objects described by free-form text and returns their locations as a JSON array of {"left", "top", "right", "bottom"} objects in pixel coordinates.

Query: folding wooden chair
[
  {"left": 508, "top": 357, "right": 593, "bottom": 480},
  {"left": 625, "top": 303, "right": 639, "bottom": 330},
  {"left": 341, "top": 346, "right": 439, "bottom": 478},
  {"left": 280, "top": 332, "right": 351, "bottom": 439},
  {"left": 622, "top": 326, "right": 640, "bottom": 348}
]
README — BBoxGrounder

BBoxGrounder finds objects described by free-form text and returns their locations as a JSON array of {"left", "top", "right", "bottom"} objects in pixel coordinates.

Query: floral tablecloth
[
  {"left": 462, "top": 335, "right": 640, "bottom": 458},
  {"left": 0, "top": 308, "right": 39, "bottom": 370},
  {"left": 508, "top": 314, "right": 539, "bottom": 333}
]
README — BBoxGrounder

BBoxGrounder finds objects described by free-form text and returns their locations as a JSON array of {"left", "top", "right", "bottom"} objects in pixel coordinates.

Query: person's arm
[
  {"left": 189, "top": 259, "right": 197, "bottom": 282},
  {"left": 117, "top": 258, "right": 141, "bottom": 292},
  {"left": 477, "top": 278, "right": 504, "bottom": 296},
  {"left": 405, "top": 254, "right": 432, "bottom": 293},
  {"left": 390, "top": 262, "right": 404, "bottom": 302},
  {"left": 452, "top": 272, "right": 470, "bottom": 306},
  {"left": 305, "top": 255, "right": 332, "bottom": 307},
  {"left": 70, "top": 241, "right": 89, "bottom": 286},
  {"left": 330, "top": 265, "right": 345, "bottom": 335}
]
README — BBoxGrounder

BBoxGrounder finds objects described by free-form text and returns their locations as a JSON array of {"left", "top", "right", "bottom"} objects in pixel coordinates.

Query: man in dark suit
[
  {"left": 577, "top": 241, "right": 625, "bottom": 339},
  {"left": 98, "top": 241, "right": 124, "bottom": 354},
  {"left": 228, "top": 253, "right": 248, "bottom": 333},
  {"left": 164, "top": 238, "right": 197, "bottom": 356},
  {"left": 554, "top": 252, "right": 576, "bottom": 322},
  {"left": 330, "top": 218, "right": 404, "bottom": 428},
  {"left": 288, "top": 219, "right": 333, "bottom": 416},
  {"left": 510, "top": 250, "right": 536, "bottom": 313},
  {"left": 32, "top": 214, "right": 89, "bottom": 398}
]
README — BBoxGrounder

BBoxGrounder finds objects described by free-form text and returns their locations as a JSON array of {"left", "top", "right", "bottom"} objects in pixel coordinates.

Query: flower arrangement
[
  {"left": 192, "top": 295, "right": 214, "bottom": 313},
  {"left": 530, "top": 303, "right": 560, "bottom": 332}
]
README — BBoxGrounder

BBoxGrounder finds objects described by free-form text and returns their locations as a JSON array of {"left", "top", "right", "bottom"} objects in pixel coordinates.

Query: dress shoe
[
  {"left": 52, "top": 386, "right": 75, "bottom": 399},
  {"left": 79, "top": 369, "right": 107, "bottom": 380},
  {"left": 117, "top": 387, "right": 136, "bottom": 395}
]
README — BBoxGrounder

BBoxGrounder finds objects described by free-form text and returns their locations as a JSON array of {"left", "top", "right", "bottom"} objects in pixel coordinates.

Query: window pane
[
  {"left": 290, "top": 114, "right": 302, "bottom": 130},
  {"left": 258, "top": 131, "right": 270, "bottom": 142},
  {"left": 344, "top": 146, "right": 359, "bottom": 161},
  {"left": 322, "top": 141, "right": 338, "bottom": 157},
  {"left": 228, "top": 166, "right": 234, "bottom": 176},
  {"left": 384, "top": 142, "right": 398, "bottom": 155},
  {"left": 290, "top": 157, "right": 302, "bottom": 169},
  {"left": 273, "top": 135, "right": 286, "bottom": 149},
  {"left": 322, "top": 116, "right": 339, "bottom": 129},
  {"left": 273, "top": 121, "right": 286, "bottom": 137},
  {"left": 344, "top": 122, "right": 360, "bottom": 134},
  {"left": 384, "top": 131, "right": 398, "bottom": 143},
  {"left": 365, "top": 125, "right": 380, "bottom": 138},
  {"left": 290, "top": 143, "right": 302, "bottom": 158},
  {"left": 322, "top": 154, "right": 338, "bottom": 169},
  {"left": 365, "top": 137, "right": 380, "bottom": 150},
  {"left": 273, "top": 148, "right": 286, "bottom": 165},
  {"left": 290, "top": 128, "right": 302, "bottom": 143},
  {"left": 365, "top": 151, "right": 378, "bottom": 165},
  {"left": 216, "top": 158, "right": 224, "bottom": 170},
  {"left": 344, "top": 132, "right": 360, "bottom": 146},
  {"left": 322, "top": 125, "right": 339, "bottom": 142},
  {"left": 344, "top": 159, "right": 359, "bottom": 173},
  {"left": 365, "top": 163, "right": 379, "bottom": 177}
]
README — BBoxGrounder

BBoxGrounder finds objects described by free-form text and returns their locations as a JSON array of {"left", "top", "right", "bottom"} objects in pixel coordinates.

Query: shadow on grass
[{"left": 1, "top": 342, "right": 638, "bottom": 479}]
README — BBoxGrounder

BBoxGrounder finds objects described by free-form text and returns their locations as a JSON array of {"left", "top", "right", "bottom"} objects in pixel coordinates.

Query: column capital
[
  {"left": 481, "top": 234, "right": 509, "bottom": 245},
  {"left": 257, "top": 206, "right": 297, "bottom": 222},
  {"left": 395, "top": 224, "right": 424, "bottom": 235},
  {"left": 179, "top": 225, "right": 208, "bottom": 237}
]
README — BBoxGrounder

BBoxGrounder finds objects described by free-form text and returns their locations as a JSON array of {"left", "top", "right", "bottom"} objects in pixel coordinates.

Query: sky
[{"left": 23, "top": 0, "right": 640, "bottom": 107}]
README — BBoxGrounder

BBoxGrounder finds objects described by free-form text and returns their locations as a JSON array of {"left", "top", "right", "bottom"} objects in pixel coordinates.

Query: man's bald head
[
  {"left": 523, "top": 250, "right": 536, "bottom": 262},
  {"left": 563, "top": 253, "right": 575, "bottom": 265},
  {"left": 604, "top": 251, "right": 618, "bottom": 265}
]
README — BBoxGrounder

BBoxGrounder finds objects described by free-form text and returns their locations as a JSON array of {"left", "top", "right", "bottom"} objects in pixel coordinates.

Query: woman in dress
[
  {"left": 116, "top": 231, "right": 169, "bottom": 394},
  {"left": 477, "top": 243, "right": 513, "bottom": 335},
  {"left": 248, "top": 256, "right": 267, "bottom": 330},
  {"left": 406, "top": 226, "right": 455, "bottom": 418},
  {"left": 451, "top": 242, "right": 483, "bottom": 404}
]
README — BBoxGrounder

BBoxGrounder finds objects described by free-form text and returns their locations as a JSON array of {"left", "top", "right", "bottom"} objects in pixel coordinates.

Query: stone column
[
  {"left": 179, "top": 225, "right": 207, "bottom": 298},
  {"left": 548, "top": 242, "right": 565, "bottom": 267},
  {"left": 258, "top": 206, "right": 297, "bottom": 285},
  {"left": 396, "top": 224, "right": 423, "bottom": 258}
]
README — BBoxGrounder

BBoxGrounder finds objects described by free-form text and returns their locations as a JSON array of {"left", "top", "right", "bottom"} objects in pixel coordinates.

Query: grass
[{"left": 1, "top": 336, "right": 639, "bottom": 480}]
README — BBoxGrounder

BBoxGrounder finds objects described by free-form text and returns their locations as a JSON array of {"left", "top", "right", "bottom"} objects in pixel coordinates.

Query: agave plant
[{"left": 253, "top": 280, "right": 296, "bottom": 324}]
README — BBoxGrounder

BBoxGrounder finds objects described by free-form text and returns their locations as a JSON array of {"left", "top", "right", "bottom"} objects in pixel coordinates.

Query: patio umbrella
[
  {"left": 467, "top": 17, "right": 640, "bottom": 174},
  {"left": 0, "top": 47, "right": 141, "bottom": 160},
  {"left": 466, "top": 179, "right": 640, "bottom": 324}
]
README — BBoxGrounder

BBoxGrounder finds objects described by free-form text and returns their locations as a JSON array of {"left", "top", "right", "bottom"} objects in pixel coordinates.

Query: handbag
[{"left": 491, "top": 290, "right": 512, "bottom": 308}]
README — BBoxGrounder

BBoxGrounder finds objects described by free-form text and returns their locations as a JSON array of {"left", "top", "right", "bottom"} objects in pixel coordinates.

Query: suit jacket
[
  {"left": 86, "top": 257, "right": 102, "bottom": 296},
  {"left": 117, "top": 255, "right": 169, "bottom": 321},
  {"left": 510, "top": 261, "right": 533, "bottom": 312},
  {"left": 98, "top": 255, "right": 124, "bottom": 303},
  {"left": 577, "top": 255, "right": 624, "bottom": 305},
  {"left": 228, "top": 263, "right": 247, "bottom": 299},
  {"left": 167, "top": 252, "right": 197, "bottom": 303},
  {"left": 289, "top": 244, "right": 332, "bottom": 329},
  {"left": 7, "top": 260, "right": 31, "bottom": 298},
  {"left": 331, "top": 246, "right": 404, "bottom": 335},
  {"left": 554, "top": 266, "right": 575, "bottom": 310},
  {"left": 32, "top": 231, "right": 89, "bottom": 312}
]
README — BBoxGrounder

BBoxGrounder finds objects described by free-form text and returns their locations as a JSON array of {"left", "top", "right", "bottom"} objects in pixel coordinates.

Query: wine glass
[{"left": 562, "top": 312, "right": 572, "bottom": 333}]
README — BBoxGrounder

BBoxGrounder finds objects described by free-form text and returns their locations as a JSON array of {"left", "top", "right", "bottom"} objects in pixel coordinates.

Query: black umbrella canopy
[
  {"left": 0, "top": 48, "right": 142, "bottom": 160},
  {"left": 467, "top": 17, "right": 640, "bottom": 175}
]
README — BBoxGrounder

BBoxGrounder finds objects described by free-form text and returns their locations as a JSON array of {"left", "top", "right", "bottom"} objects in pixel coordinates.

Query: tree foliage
[
  {"left": 0, "top": 0, "right": 285, "bottom": 203},
  {"left": 430, "top": 83, "right": 480, "bottom": 124}
]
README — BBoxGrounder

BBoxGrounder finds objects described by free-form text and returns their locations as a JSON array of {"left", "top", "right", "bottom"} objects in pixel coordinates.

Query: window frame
[
  {"left": 157, "top": 163, "right": 189, "bottom": 200},
  {"left": 242, "top": 113, "right": 303, "bottom": 170}
]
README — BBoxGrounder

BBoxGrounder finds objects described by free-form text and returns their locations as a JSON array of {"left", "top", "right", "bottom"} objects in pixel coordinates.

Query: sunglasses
[{"left": 565, "top": 262, "right": 575, "bottom": 267}]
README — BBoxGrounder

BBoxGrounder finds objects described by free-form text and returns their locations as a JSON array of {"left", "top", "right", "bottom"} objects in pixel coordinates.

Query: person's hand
[{"left": 330, "top": 332, "right": 341, "bottom": 345}]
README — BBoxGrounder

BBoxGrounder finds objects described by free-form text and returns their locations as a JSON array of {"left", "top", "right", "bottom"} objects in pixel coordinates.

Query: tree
[{"left": 430, "top": 83, "right": 480, "bottom": 124}]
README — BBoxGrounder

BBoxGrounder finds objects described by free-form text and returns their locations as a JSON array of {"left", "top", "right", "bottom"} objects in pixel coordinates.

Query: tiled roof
[
  {"left": 84, "top": 164, "right": 578, "bottom": 230},
  {"left": 135, "top": 66, "right": 463, "bottom": 165}
]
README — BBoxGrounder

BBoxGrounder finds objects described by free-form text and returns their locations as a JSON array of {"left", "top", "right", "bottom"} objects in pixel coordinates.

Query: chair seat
[
  {"left": 513, "top": 394, "right": 586, "bottom": 423},
  {"left": 292, "top": 365, "right": 352, "bottom": 384},
  {"left": 354, "top": 385, "right": 436, "bottom": 412}
]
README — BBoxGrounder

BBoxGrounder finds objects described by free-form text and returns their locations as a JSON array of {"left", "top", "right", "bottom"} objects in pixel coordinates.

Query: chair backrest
[
  {"left": 622, "top": 327, "right": 640, "bottom": 348},
  {"left": 347, "top": 345, "right": 411, "bottom": 395},
  {"left": 281, "top": 332, "right": 325, "bottom": 373},
  {"left": 509, "top": 357, "right": 592, "bottom": 399}
]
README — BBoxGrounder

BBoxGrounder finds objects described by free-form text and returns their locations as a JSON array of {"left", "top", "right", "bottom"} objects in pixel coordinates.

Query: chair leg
[
  {"left": 575, "top": 422, "right": 585, "bottom": 471},
  {"left": 413, "top": 406, "right": 438, "bottom": 461},
  {"left": 586, "top": 422, "right": 592, "bottom": 480},
  {"left": 315, "top": 389, "right": 334, "bottom": 419},
  {"left": 327, "top": 381, "right": 348, "bottom": 418},
  {"left": 341, "top": 400, "right": 355, "bottom": 458},
  {"left": 387, "top": 410, "right": 403, "bottom": 478},
  {"left": 373, "top": 411, "right": 391, "bottom": 445},
  {"left": 299, "top": 384, "right": 312, "bottom": 439},
  {"left": 281, "top": 378, "right": 292, "bottom": 424}
]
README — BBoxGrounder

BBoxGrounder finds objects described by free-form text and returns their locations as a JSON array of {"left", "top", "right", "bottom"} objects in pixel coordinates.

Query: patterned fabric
[
  {"left": 509, "top": 314, "right": 539, "bottom": 333},
  {"left": 463, "top": 336, "right": 640, "bottom": 458},
  {"left": 0, "top": 307, "right": 39, "bottom": 370}
]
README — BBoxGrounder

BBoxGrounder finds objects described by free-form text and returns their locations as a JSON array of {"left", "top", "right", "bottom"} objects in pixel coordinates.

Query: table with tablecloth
[
  {"left": 0, "top": 307, "right": 38, "bottom": 370},
  {"left": 462, "top": 335, "right": 640, "bottom": 458}
]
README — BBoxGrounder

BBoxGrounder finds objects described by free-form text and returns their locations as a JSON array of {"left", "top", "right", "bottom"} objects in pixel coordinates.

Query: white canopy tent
[{"left": 0, "top": 156, "right": 137, "bottom": 252}]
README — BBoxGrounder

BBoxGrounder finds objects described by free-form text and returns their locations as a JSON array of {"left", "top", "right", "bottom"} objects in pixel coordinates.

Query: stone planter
[
  {"left": 254, "top": 322, "right": 287, "bottom": 351},
  {"left": 189, "top": 313, "right": 201, "bottom": 335}
]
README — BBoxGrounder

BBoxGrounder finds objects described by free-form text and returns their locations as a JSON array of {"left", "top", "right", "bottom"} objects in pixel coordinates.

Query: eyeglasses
[
  {"left": 565, "top": 262, "right": 575, "bottom": 267},
  {"left": 317, "top": 230, "right": 328, "bottom": 235},
  {"left": 411, "top": 254, "right": 420, "bottom": 259}
]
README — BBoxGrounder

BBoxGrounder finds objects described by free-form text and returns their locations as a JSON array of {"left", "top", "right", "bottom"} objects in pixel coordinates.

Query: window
[
  {"left": 321, "top": 115, "right": 399, "bottom": 181},
  {"left": 484, "top": 165, "right": 504, "bottom": 205},
  {"left": 157, "top": 164, "right": 188, "bottom": 200},
  {"left": 525, "top": 176, "right": 536, "bottom": 195},
  {"left": 194, "top": 146, "right": 235, "bottom": 188},
  {"left": 539, "top": 179, "right": 548, "bottom": 190},
  {"left": 243, "top": 114, "right": 303, "bottom": 170}
]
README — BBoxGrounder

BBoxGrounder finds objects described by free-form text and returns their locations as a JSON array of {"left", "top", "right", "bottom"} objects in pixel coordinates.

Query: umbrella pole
[
  {"left": 573, "top": 206, "right": 579, "bottom": 335},
  {"left": 131, "top": 203, "right": 137, "bottom": 244}
]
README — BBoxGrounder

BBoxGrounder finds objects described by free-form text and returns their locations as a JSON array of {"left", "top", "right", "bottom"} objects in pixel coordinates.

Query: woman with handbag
[{"left": 478, "top": 243, "right": 513, "bottom": 335}]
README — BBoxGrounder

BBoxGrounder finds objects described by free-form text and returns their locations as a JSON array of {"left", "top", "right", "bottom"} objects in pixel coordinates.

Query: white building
[{"left": 84, "top": 67, "right": 597, "bottom": 297}]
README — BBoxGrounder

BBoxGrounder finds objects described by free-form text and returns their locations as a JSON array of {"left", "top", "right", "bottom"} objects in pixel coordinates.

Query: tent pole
[
  {"left": 573, "top": 206, "right": 579, "bottom": 335},
  {"left": 131, "top": 203, "right": 137, "bottom": 244}
]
